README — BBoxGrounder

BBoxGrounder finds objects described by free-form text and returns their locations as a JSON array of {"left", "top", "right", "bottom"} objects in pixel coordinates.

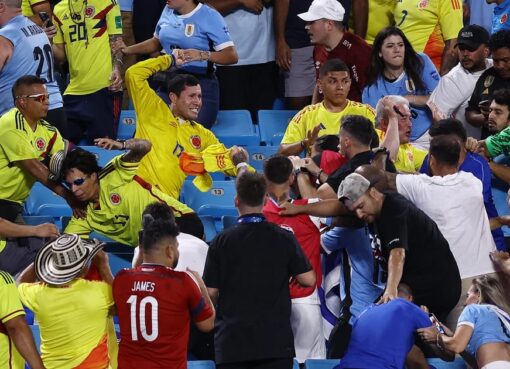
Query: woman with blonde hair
[{"left": 419, "top": 275, "right": 510, "bottom": 369}]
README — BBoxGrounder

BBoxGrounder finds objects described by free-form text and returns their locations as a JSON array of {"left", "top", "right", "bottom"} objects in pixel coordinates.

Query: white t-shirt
[
  {"left": 427, "top": 59, "right": 493, "bottom": 139},
  {"left": 174, "top": 233, "right": 209, "bottom": 276},
  {"left": 396, "top": 171, "right": 496, "bottom": 278}
]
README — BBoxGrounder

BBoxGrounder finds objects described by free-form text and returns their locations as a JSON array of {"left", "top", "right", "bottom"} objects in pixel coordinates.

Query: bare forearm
[
  {"left": 298, "top": 199, "right": 346, "bottom": 217},
  {"left": 352, "top": 0, "right": 368, "bottom": 38},
  {"left": 204, "top": 0, "right": 241, "bottom": 14},
  {"left": 125, "top": 37, "right": 161, "bottom": 56},
  {"left": 278, "top": 142, "right": 304, "bottom": 156},
  {"left": 0, "top": 219, "right": 39, "bottom": 238},
  {"left": 489, "top": 162, "right": 510, "bottom": 183},
  {"left": 296, "top": 173, "right": 318, "bottom": 199},
  {"left": 274, "top": 0, "right": 289, "bottom": 42},
  {"left": 17, "top": 264, "right": 37, "bottom": 283},
  {"left": 96, "top": 262, "right": 114, "bottom": 285},
  {"left": 380, "top": 119, "right": 400, "bottom": 163},
  {"left": 210, "top": 47, "right": 238, "bottom": 65},
  {"left": 18, "top": 160, "right": 72, "bottom": 201},
  {"left": 386, "top": 248, "right": 405, "bottom": 295},
  {"left": 6, "top": 318, "right": 45, "bottom": 369},
  {"left": 440, "top": 39, "right": 458, "bottom": 75},
  {"left": 52, "top": 43, "right": 66, "bottom": 64},
  {"left": 465, "top": 111, "right": 486, "bottom": 127},
  {"left": 405, "top": 95, "right": 430, "bottom": 107},
  {"left": 122, "top": 138, "right": 152, "bottom": 162},
  {"left": 109, "top": 35, "right": 124, "bottom": 70}
]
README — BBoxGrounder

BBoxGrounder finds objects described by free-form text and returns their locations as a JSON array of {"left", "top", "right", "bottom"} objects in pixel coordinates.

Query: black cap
[{"left": 457, "top": 24, "right": 490, "bottom": 49}]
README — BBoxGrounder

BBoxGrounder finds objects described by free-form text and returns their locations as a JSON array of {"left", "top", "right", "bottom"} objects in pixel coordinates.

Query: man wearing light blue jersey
[{"left": 0, "top": 0, "right": 66, "bottom": 135}]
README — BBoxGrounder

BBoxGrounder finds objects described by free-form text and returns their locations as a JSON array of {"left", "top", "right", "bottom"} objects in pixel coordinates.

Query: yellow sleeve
[
  {"left": 64, "top": 216, "right": 92, "bottom": 238},
  {"left": 113, "top": 156, "right": 140, "bottom": 184},
  {"left": 106, "top": 0, "right": 122, "bottom": 35},
  {"left": 412, "top": 146, "right": 428, "bottom": 171},
  {"left": 125, "top": 55, "right": 174, "bottom": 128},
  {"left": 281, "top": 109, "right": 308, "bottom": 145},
  {"left": 0, "top": 272, "right": 25, "bottom": 324},
  {"left": 0, "top": 129, "right": 38, "bottom": 163},
  {"left": 201, "top": 126, "right": 221, "bottom": 148},
  {"left": 17, "top": 283, "right": 40, "bottom": 313},
  {"left": 438, "top": 0, "right": 463, "bottom": 41},
  {"left": 47, "top": 129, "right": 65, "bottom": 156},
  {"left": 364, "top": 104, "right": 376, "bottom": 124}
]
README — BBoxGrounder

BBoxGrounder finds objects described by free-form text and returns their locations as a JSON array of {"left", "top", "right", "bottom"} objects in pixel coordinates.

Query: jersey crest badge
[
  {"left": 185, "top": 24, "right": 195, "bottom": 37},
  {"left": 35, "top": 138, "right": 46, "bottom": 150},
  {"left": 85, "top": 5, "right": 95, "bottom": 18},
  {"left": 110, "top": 193, "right": 122, "bottom": 205},
  {"left": 501, "top": 13, "right": 508, "bottom": 24},
  {"left": 190, "top": 135, "right": 202, "bottom": 149}
]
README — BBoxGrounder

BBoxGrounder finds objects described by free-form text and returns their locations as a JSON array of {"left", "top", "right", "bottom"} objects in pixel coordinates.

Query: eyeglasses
[
  {"left": 64, "top": 175, "right": 90, "bottom": 188},
  {"left": 16, "top": 93, "right": 49, "bottom": 103}
]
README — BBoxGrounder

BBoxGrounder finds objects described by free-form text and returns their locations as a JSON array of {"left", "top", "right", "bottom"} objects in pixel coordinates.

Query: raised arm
[
  {"left": 94, "top": 137, "right": 152, "bottom": 163},
  {"left": 122, "top": 37, "right": 162, "bottom": 56},
  {"left": 279, "top": 198, "right": 347, "bottom": 217},
  {"left": 351, "top": 0, "right": 368, "bottom": 38}
]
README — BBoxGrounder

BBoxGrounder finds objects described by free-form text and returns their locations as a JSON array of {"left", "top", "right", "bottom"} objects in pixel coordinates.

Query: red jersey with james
[
  {"left": 313, "top": 31, "right": 372, "bottom": 102},
  {"left": 263, "top": 199, "right": 322, "bottom": 299},
  {"left": 113, "top": 264, "right": 213, "bottom": 369}
]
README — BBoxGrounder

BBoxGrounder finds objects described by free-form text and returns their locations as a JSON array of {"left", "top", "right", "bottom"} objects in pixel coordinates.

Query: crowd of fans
[{"left": 2, "top": 0, "right": 510, "bottom": 368}]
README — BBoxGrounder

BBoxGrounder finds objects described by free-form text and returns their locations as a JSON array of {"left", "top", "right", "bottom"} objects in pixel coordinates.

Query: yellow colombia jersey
[
  {"left": 0, "top": 108, "right": 64, "bottom": 204},
  {"left": 18, "top": 279, "right": 114, "bottom": 369},
  {"left": 53, "top": 0, "right": 122, "bottom": 95},
  {"left": 365, "top": 0, "right": 395, "bottom": 45},
  {"left": 64, "top": 155, "right": 193, "bottom": 246},
  {"left": 21, "top": 0, "right": 47, "bottom": 17},
  {"left": 281, "top": 101, "right": 376, "bottom": 145},
  {"left": 0, "top": 271, "right": 25, "bottom": 369},
  {"left": 126, "top": 54, "right": 220, "bottom": 199},
  {"left": 394, "top": 0, "right": 462, "bottom": 69},
  {"left": 376, "top": 129, "right": 427, "bottom": 173}
]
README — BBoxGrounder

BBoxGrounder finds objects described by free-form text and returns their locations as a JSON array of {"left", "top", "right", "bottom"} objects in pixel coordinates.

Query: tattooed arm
[
  {"left": 94, "top": 137, "right": 152, "bottom": 163},
  {"left": 109, "top": 34, "right": 124, "bottom": 91}
]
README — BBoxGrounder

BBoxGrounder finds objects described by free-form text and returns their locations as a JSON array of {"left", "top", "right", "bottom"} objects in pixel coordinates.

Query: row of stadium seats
[{"left": 117, "top": 109, "right": 298, "bottom": 146}]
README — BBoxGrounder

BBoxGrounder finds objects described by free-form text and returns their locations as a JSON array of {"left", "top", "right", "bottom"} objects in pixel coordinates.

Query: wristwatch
[{"left": 293, "top": 168, "right": 303, "bottom": 176}]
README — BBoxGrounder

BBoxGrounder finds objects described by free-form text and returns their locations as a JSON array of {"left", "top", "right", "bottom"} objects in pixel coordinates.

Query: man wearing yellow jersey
[
  {"left": 0, "top": 75, "right": 81, "bottom": 223},
  {"left": 0, "top": 270, "right": 45, "bottom": 369},
  {"left": 375, "top": 96, "right": 427, "bottom": 173},
  {"left": 394, "top": 0, "right": 462, "bottom": 75},
  {"left": 52, "top": 0, "right": 124, "bottom": 144},
  {"left": 60, "top": 137, "right": 199, "bottom": 246},
  {"left": 20, "top": 0, "right": 51, "bottom": 26},
  {"left": 125, "top": 52, "right": 248, "bottom": 200},
  {"left": 279, "top": 59, "right": 376, "bottom": 156}
]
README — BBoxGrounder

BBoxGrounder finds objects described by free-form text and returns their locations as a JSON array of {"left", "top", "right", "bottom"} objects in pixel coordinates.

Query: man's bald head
[{"left": 354, "top": 165, "right": 389, "bottom": 191}]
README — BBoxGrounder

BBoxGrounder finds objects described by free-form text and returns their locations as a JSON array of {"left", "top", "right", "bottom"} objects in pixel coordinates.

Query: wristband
[
  {"left": 170, "top": 52, "right": 177, "bottom": 66},
  {"left": 200, "top": 50, "right": 211, "bottom": 61},
  {"left": 117, "top": 139, "right": 126, "bottom": 150}
]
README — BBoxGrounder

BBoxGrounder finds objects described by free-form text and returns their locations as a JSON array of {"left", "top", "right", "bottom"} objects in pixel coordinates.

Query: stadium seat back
[
  {"left": 304, "top": 359, "right": 340, "bottom": 369},
  {"left": 187, "top": 361, "right": 216, "bottom": 369},
  {"left": 22, "top": 215, "right": 54, "bottom": 226},
  {"left": 427, "top": 357, "right": 467, "bottom": 369},
  {"left": 211, "top": 110, "right": 259, "bottom": 146},
  {"left": 117, "top": 110, "right": 137, "bottom": 140},
  {"left": 258, "top": 110, "right": 298, "bottom": 146},
  {"left": 491, "top": 177, "right": 510, "bottom": 237},
  {"left": 181, "top": 180, "right": 237, "bottom": 217},
  {"left": 199, "top": 215, "right": 217, "bottom": 242},
  {"left": 245, "top": 146, "right": 279, "bottom": 172},
  {"left": 79, "top": 146, "right": 120, "bottom": 167},
  {"left": 24, "top": 183, "right": 71, "bottom": 218}
]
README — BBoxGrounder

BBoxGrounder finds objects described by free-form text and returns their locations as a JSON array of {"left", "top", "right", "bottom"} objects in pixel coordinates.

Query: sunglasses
[
  {"left": 64, "top": 175, "right": 90, "bottom": 188},
  {"left": 16, "top": 93, "right": 49, "bottom": 103}
]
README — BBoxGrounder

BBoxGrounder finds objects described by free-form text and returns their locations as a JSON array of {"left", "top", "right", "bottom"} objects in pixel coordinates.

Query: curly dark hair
[
  {"left": 60, "top": 148, "right": 101, "bottom": 180},
  {"left": 488, "top": 30, "right": 510, "bottom": 52}
]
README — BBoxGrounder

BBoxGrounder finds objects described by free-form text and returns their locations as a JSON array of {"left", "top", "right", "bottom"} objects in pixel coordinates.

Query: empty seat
[
  {"left": 258, "top": 110, "right": 298, "bottom": 146},
  {"left": 117, "top": 110, "right": 137, "bottom": 140},
  {"left": 199, "top": 215, "right": 217, "bottom": 243},
  {"left": 22, "top": 215, "right": 54, "bottom": 226},
  {"left": 24, "top": 183, "right": 71, "bottom": 218},
  {"left": 187, "top": 361, "right": 216, "bottom": 369},
  {"left": 181, "top": 180, "right": 237, "bottom": 217},
  {"left": 244, "top": 146, "right": 279, "bottom": 172},
  {"left": 79, "top": 146, "right": 120, "bottom": 167},
  {"left": 304, "top": 359, "right": 340, "bottom": 369},
  {"left": 211, "top": 110, "right": 259, "bottom": 147}
]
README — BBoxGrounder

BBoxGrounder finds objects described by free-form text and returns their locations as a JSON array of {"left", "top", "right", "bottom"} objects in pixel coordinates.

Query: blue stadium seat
[
  {"left": 187, "top": 361, "right": 216, "bottom": 369},
  {"left": 211, "top": 110, "right": 259, "bottom": 147},
  {"left": 304, "top": 359, "right": 340, "bottom": 369},
  {"left": 272, "top": 97, "right": 286, "bottom": 111},
  {"left": 427, "top": 357, "right": 467, "bottom": 369},
  {"left": 293, "top": 359, "right": 300, "bottom": 369},
  {"left": 199, "top": 215, "right": 217, "bottom": 242},
  {"left": 491, "top": 176, "right": 510, "bottom": 237},
  {"left": 257, "top": 110, "right": 298, "bottom": 146},
  {"left": 22, "top": 215, "right": 54, "bottom": 226},
  {"left": 79, "top": 145, "right": 120, "bottom": 167},
  {"left": 24, "top": 183, "right": 71, "bottom": 218},
  {"left": 181, "top": 180, "right": 237, "bottom": 217},
  {"left": 245, "top": 146, "right": 279, "bottom": 172},
  {"left": 30, "top": 325, "right": 41, "bottom": 352},
  {"left": 117, "top": 110, "right": 137, "bottom": 140}
]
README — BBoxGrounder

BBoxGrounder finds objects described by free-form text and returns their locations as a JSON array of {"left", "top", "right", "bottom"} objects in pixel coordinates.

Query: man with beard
[
  {"left": 428, "top": 25, "right": 492, "bottom": 139},
  {"left": 112, "top": 203, "right": 215, "bottom": 368}
]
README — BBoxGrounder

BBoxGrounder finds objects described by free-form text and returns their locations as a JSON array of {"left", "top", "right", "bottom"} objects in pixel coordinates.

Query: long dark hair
[{"left": 367, "top": 26, "right": 426, "bottom": 92}]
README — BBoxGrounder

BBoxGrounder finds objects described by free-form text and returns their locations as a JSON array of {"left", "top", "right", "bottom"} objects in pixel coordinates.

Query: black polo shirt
[
  {"left": 326, "top": 150, "right": 397, "bottom": 193},
  {"left": 203, "top": 214, "right": 312, "bottom": 364}
]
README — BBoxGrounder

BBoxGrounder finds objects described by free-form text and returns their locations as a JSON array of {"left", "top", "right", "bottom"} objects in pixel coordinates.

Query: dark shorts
[
  {"left": 217, "top": 358, "right": 294, "bottom": 369},
  {"left": 46, "top": 107, "right": 68, "bottom": 139},
  {"left": 0, "top": 237, "right": 48, "bottom": 276},
  {"left": 0, "top": 199, "right": 24, "bottom": 223},
  {"left": 63, "top": 88, "right": 122, "bottom": 144}
]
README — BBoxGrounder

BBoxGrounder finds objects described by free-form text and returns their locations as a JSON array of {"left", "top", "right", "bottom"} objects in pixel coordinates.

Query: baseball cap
[
  {"left": 457, "top": 24, "right": 489, "bottom": 49},
  {"left": 337, "top": 172, "right": 371, "bottom": 205},
  {"left": 298, "top": 0, "right": 345, "bottom": 22}
]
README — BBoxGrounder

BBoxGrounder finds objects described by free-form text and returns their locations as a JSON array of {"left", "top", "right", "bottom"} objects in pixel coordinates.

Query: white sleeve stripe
[
  {"left": 457, "top": 321, "right": 475, "bottom": 328},
  {"left": 214, "top": 41, "right": 235, "bottom": 51}
]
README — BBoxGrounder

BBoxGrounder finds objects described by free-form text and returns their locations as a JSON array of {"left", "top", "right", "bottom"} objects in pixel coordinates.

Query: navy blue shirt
[{"left": 420, "top": 152, "right": 506, "bottom": 251}]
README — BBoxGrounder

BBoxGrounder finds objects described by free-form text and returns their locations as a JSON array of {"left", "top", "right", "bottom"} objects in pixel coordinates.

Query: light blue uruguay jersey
[
  {"left": 155, "top": 3, "right": 234, "bottom": 75},
  {"left": 0, "top": 15, "right": 62, "bottom": 115}
]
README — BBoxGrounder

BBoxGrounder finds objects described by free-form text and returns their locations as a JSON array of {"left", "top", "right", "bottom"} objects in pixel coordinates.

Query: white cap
[{"left": 298, "top": 0, "right": 345, "bottom": 22}]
